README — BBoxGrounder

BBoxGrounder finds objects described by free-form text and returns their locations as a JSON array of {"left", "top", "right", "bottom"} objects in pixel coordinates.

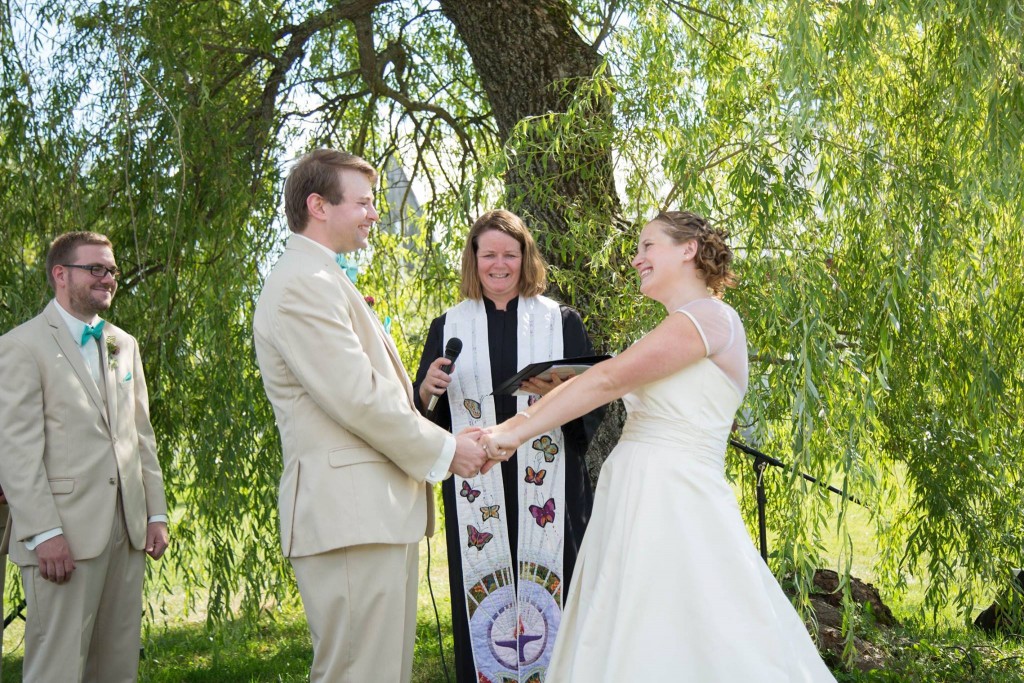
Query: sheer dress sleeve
[{"left": 677, "top": 298, "right": 748, "bottom": 395}]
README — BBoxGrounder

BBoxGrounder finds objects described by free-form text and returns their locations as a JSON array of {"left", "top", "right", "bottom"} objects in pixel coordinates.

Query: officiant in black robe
[{"left": 414, "top": 210, "right": 603, "bottom": 683}]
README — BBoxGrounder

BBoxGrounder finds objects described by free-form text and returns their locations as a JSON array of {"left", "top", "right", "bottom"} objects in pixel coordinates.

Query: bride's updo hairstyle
[{"left": 654, "top": 210, "right": 736, "bottom": 296}]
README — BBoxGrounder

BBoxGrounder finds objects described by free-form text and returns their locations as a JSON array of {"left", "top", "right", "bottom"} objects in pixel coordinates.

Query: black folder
[{"left": 492, "top": 355, "right": 612, "bottom": 396}]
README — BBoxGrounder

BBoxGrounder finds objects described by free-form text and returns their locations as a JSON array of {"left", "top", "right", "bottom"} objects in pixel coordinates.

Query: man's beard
[{"left": 69, "top": 281, "right": 113, "bottom": 316}]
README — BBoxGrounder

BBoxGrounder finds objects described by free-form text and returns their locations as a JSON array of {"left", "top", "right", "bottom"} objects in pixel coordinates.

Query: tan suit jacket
[
  {"left": 254, "top": 235, "right": 452, "bottom": 558},
  {"left": 0, "top": 301, "right": 167, "bottom": 567}
]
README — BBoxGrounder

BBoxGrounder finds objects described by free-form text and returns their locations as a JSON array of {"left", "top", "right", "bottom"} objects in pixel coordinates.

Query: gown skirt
[{"left": 546, "top": 417, "right": 837, "bottom": 682}]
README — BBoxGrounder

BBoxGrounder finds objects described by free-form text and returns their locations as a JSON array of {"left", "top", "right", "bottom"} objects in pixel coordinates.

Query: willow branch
[
  {"left": 247, "top": 0, "right": 386, "bottom": 179},
  {"left": 350, "top": 12, "right": 475, "bottom": 157}
]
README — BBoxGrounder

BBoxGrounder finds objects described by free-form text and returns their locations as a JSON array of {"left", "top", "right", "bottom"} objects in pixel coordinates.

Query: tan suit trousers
[
  {"left": 22, "top": 495, "right": 145, "bottom": 683},
  {"left": 291, "top": 542, "right": 419, "bottom": 683}
]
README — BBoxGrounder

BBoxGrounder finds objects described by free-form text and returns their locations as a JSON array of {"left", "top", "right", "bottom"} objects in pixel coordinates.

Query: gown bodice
[{"left": 622, "top": 354, "right": 745, "bottom": 457}]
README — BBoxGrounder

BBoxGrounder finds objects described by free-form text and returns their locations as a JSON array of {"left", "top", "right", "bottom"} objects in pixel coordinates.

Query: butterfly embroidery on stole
[
  {"left": 460, "top": 480, "right": 481, "bottom": 503},
  {"left": 531, "top": 435, "right": 559, "bottom": 462},
  {"left": 480, "top": 504, "right": 500, "bottom": 521},
  {"left": 524, "top": 466, "right": 546, "bottom": 486},
  {"left": 529, "top": 498, "right": 556, "bottom": 528},
  {"left": 466, "top": 525, "right": 493, "bottom": 550},
  {"left": 463, "top": 398, "right": 482, "bottom": 419}
]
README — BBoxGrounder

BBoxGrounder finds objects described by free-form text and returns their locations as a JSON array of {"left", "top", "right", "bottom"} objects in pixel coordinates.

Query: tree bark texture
[
  {"left": 438, "top": 0, "right": 620, "bottom": 304},
  {"left": 438, "top": 1, "right": 624, "bottom": 467}
]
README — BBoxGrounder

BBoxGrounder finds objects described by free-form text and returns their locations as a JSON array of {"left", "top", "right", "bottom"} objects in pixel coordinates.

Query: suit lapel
[
  {"left": 286, "top": 236, "right": 414, "bottom": 400},
  {"left": 43, "top": 302, "right": 112, "bottom": 431},
  {"left": 337, "top": 271, "right": 411, "bottom": 397},
  {"left": 379, "top": 329, "right": 411, "bottom": 398}
]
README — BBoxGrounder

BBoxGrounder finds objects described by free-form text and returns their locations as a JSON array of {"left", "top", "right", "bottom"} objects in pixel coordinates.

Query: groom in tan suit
[
  {"left": 254, "top": 149, "right": 487, "bottom": 683},
  {"left": 0, "top": 231, "right": 169, "bottom": 682}
]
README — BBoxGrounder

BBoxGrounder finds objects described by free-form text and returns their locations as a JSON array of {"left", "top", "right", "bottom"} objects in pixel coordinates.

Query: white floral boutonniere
[{"left": 106, "top": 335, "right": 120, "bottom": 370}]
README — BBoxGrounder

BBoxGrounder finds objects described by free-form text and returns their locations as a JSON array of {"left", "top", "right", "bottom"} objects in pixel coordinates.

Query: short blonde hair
[
  {"left": 460, "top": 210, "right": 547, "bottom": 300},
  {"left": 284, "top": 149, "right": 378, "bottom": 232}
]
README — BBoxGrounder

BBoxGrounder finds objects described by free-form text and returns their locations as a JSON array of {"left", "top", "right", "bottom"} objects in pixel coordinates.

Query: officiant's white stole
[{"left": 445, "top": 296, "right": 567, "bottom": 683}]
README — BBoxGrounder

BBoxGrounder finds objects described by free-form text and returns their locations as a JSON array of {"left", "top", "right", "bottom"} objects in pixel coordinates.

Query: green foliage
[
  {"left": 1, "top": 0, "right": 292, "bottom": 624},
  {"left": 1, "top": 0, "right": 1021, "bottom": 647},
  {"left": 835, "top": 628, "right": 1024, "bottom": 683},
  {"left": 592, "top": 1, "right": 1024, "bottom": 629}
]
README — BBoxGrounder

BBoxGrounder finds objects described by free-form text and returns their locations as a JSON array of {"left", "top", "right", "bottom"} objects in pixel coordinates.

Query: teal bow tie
[
  {"left": 335, "top": 253, "right": 359, "bottom": 283},
  {"left": 80, "top": 320, "right": 105, "bottom": 346}
]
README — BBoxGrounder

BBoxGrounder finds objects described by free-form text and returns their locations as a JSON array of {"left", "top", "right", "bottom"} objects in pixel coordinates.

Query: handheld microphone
[{"left": 426, "top": 337, "right": 463, "bottom": 416}]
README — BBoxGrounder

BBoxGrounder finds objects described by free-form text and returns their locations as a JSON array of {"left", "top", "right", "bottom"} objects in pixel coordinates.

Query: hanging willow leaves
[{"left": 1, "top": 0, "right": 1020, "bottom": 632}]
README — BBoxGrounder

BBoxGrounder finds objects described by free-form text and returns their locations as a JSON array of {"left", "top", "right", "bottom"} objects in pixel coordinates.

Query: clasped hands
[
  {"left": 481, "top": 429, "right": 520, "bottom": 463},
  {"left": 449, "top": 426, "right": 523, "bottom": 479}
]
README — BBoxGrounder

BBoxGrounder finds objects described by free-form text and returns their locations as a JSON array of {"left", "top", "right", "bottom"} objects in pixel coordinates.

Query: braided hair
[{"left": 653, "top": 211, "right": 736, "bottom": 296}]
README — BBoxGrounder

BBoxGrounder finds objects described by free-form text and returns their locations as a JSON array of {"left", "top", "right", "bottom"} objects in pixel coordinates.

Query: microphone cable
[
  {"left": 426, "top": 534, "right": 453, "bottom": 683},
  {"left": 424, "top": 336, "right": 462, "bottom": 682}
]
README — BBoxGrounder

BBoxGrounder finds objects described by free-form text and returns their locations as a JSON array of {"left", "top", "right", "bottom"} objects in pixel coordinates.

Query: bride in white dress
[{"left": 481, "top": 211, "right": 836, "bottom": 682}]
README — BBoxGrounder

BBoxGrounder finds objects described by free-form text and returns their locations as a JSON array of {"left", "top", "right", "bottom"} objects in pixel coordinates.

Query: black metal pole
[
  {"left": 4, "top": 599, "right": 26, "bottom": 628},
  {"left": 753, "top": 455, "right": 769, "bottom": 563},
  {"left": 729, "top": 439, "right": 866, "bottom": 508}
]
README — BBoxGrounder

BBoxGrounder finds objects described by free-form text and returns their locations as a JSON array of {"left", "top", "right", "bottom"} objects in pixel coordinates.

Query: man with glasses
[{"left": 0, "top": 231, "right": 169, "bottom": 682}]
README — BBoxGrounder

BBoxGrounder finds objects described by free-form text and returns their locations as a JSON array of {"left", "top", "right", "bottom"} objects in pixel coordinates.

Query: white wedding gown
[{"left": 547, "top": 300, "right": 836, "bottom": 682}]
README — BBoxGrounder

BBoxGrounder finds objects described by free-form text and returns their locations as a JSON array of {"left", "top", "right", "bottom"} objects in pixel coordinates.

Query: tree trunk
[
  {"left": 439, "top": 0, "right": 623, "bottom": 468},
  {"left": 438, "top": 0, "right": 619, "bottom": 302}
]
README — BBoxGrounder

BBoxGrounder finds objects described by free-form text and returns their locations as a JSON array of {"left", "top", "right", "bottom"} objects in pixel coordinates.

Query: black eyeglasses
[{"left": 61, "top": 264, "right": 122, "bottom": 279}]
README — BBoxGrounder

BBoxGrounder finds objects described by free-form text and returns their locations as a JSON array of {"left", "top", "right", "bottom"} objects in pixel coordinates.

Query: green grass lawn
[
  {"left": 0, "top": 534, "right": 456, "bottom": 682},
  {"left": 3, "top": 510, "right": 1022, "bottom": 681}
]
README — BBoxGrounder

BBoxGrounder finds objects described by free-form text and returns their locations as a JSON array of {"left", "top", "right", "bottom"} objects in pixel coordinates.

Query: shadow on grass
[
  {"left": 140, "top": 616, "right": 313, "bottom": 683},
  {"left": 6, "top": 601, "right": 1024, "bottom": 682}
]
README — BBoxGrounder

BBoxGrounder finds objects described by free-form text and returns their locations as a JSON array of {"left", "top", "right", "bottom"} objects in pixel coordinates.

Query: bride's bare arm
[{"left": 482, "top": 311, "right": 708, "bottom": 462}]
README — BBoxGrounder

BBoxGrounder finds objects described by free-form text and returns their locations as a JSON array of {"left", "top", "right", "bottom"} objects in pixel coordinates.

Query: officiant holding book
[{"left": 413, "top": 209, "right": 604, "bottom": 683}]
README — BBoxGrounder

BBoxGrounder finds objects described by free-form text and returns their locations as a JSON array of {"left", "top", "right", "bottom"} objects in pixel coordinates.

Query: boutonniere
[
  {"left": 105, "top": 335, "right": 120, "bottom": 370},
  {"left": 364, "top": 296, "right": 392, "bottom": 335}
]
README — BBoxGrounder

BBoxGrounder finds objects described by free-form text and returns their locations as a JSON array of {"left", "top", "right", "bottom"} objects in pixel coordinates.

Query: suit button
[{"left": 109, "top": 477, "right": 116, "bottom": 485}]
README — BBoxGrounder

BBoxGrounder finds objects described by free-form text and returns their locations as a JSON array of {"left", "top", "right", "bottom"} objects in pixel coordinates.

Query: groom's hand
[
  {"left": 450, "top": 427, "right": 487, "bottom": 478},
  {"left": 145, "top": 521, "right": 170, "bottom": 560}
]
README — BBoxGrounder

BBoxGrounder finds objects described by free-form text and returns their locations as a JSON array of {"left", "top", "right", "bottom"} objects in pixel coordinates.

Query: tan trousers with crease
[
  {"left": 21, "top": 495, "right": 145, "bottom": 683},
  {"left": 291, "top": 542, "right": 419, "bottom": 683}
]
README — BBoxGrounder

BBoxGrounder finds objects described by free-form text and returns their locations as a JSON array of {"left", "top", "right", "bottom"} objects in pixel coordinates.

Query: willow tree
[{"left": 1, "top": 0, "right": 1021, "bottom": 631}]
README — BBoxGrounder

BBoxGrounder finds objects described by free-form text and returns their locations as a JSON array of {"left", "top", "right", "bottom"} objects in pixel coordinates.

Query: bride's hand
[{"left": 482, "top": 432, "right": 520, "bottom": 461}]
